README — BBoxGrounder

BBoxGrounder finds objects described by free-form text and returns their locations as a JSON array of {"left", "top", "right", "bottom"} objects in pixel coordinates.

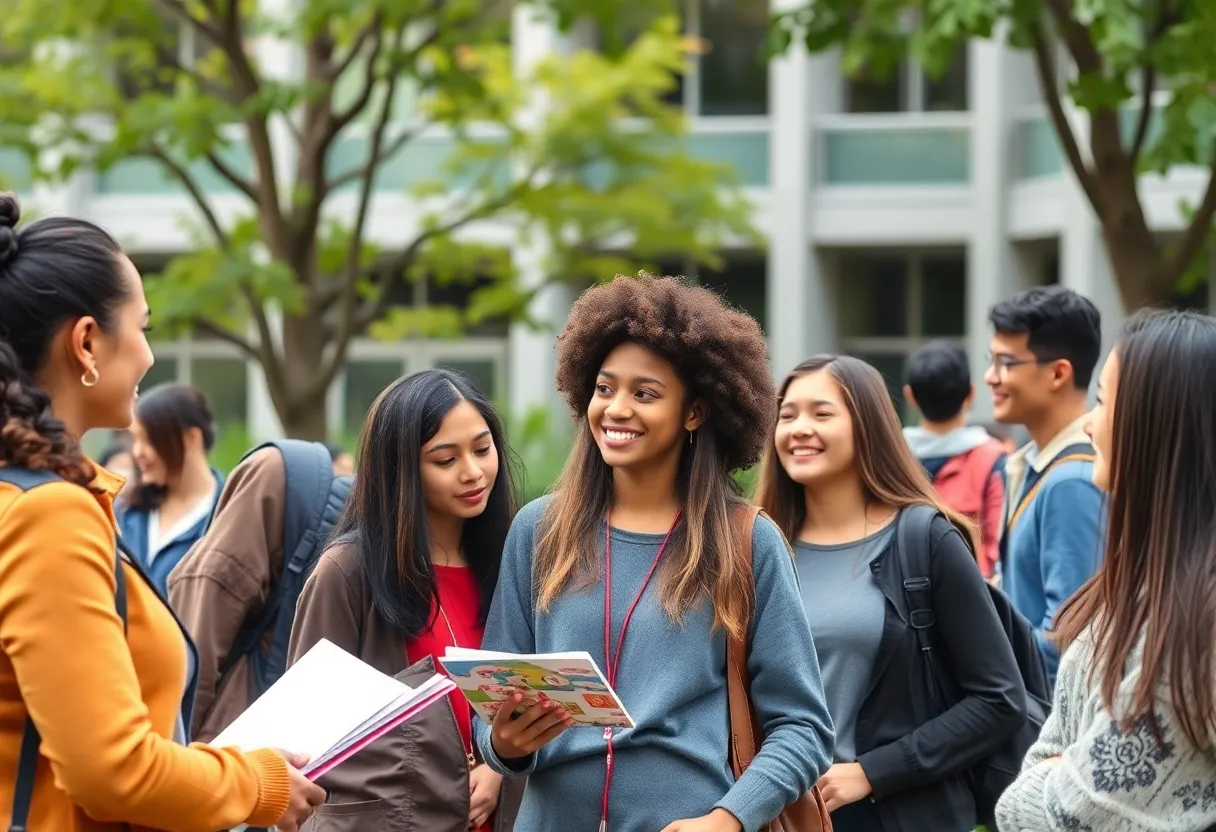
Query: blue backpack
[{"left": 216, "top": 440, "right": 352, "bottom": 699}]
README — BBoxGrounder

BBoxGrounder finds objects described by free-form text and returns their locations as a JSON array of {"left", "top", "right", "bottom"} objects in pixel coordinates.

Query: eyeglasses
[{"left": 986, "top": 351, "right": 1058, "bottom": 374}]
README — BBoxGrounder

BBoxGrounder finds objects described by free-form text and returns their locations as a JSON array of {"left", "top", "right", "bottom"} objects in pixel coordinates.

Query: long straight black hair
[{"left": 331, "top": 368, "right": 519, "bottom": 638}]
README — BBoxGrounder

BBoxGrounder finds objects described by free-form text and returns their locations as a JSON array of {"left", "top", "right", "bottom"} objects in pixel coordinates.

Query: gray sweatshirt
[{"left": 474, "top": 496, "right": 835, "bottom": 832}]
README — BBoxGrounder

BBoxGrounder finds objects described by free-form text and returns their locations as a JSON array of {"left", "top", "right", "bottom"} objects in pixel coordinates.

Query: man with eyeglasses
[{"left": 985, "top": 285, "right": 1105, "bottom": 686}]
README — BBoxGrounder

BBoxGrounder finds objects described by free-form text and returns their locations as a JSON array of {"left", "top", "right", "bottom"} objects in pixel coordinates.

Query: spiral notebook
[{"left": 212, "top": 638, "right": 455, "bottom": 778}]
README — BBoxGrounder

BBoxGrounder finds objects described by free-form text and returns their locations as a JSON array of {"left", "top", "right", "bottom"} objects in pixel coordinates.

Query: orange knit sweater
[{"left": 0, "top": 463, "right": 291, "bottom": 831}]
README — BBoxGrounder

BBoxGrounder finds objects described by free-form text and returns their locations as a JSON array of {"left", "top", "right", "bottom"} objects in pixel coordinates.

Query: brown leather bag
[{"left": 726, "top": 506, "right": 833, "bottom": 832}]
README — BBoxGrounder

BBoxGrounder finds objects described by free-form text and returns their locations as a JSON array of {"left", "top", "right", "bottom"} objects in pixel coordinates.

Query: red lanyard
[{"left": 599, "top": 511, "right": 681, "bottom": 832}]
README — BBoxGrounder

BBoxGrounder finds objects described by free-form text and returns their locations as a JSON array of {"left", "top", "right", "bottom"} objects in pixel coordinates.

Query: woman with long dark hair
[
  {"left": 289, "top": 368, "right": 524, "bottom": 832},
  {"left": 118, "top": 382, "right": 223, "bottom": 592},
  {"left": 755, "top": 354, "right": 1026, "bottom": 832},
  {"left": 473, "top": 274, "right": 833, "bottom": 832},
  {"left": 0, "top": 192, "right": 321, "bottom": 830},
  {"left": 996, "top": 310, "right": 1216, "bottom": 831}
]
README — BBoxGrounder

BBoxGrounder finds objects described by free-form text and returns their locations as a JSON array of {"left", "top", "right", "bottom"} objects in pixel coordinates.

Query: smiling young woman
[{"left": 473, "top": 273, "right": 834, "bottom": 832}]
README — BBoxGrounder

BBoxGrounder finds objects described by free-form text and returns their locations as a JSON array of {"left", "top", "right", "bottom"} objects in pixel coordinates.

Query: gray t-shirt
[{"left": 794, "top": 524, "right": 894, "bottom": 762}]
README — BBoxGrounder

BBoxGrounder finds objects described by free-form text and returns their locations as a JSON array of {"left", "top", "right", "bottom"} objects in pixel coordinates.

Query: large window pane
[
  {"left": 699, "top": 257, "right": 767, "bottom": 333},
  {"left": 191, "top": 358, "right": 249, "bottom": 430},
  {"left": 344, "top": 359, "right": 406, "bottom": 435},
  {"left": 838, "top": 256, "right": 909, "bottom": 337},
  {"left": 920, "top": 256, "right": 966, "bottom": 337},
  {"left": 923, "top": 46, "right": 969, "bottom": 112},
  {"left": 847, "top": 352, "right": 908, "bottom": 422},
  {"left": 140, "top": 356, "right": 180, "bottom": 391},
  {"left": 698, "top": 0, "right": 769, "bottom": 116},
  {"left": 437, "top": 359, "right": 498, "bottom": 402},
  {"left": 845, "top": 64, "right": 904, "bottom": 113}
]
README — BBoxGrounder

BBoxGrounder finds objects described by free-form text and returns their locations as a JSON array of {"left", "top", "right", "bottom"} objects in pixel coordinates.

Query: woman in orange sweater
[{"left": 0, "top": 192, "right": 324, "bottom": 831}]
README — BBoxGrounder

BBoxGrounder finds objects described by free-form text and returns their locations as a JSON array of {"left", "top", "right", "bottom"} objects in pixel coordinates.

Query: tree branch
[
  {"left": 1130, "top": 64, "right": 1155, "bottom": 162},
  {"left": 1042, "top": 0, "right": 1104, "bottom": 74},
  {"left": 191, "top": 317, "right": 258, "bottom": 359},
  {"left": 332, "top": 22, "right": 386, "bottom": 131},
  {"left": 353, "top": 164, "right": 542, "bottom": 333},
  {"left": 329, "top": 19, "right": 379, "bottom": 83},
  {"left": 1030, "top": 30, "right": 1106, "bottom": 219},
  {"left": 145, "top": 144, "right": 230, "bottom": 248},
  {"left": 204, "top": 148, "right": 259, "bottom": 203},
  {"left": 1164, "top": 161, "right": 1216, "bottom": 288},
  {"left": 325, "top": 123, "right": 427, "bottom": 192}
]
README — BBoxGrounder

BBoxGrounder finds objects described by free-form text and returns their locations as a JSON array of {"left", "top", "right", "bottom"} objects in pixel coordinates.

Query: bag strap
[
  {"left": 10, "top": 540, "right": 128, "bottom": 832},
  {"left": 896, "top": 504, "right": 944, "bottom": 711},
  {"left": 726, "top": 505, "right": 763, "bottom": 777},
  {"left": 1006, "top": 442, "right": 1094, "bottom": 534}
]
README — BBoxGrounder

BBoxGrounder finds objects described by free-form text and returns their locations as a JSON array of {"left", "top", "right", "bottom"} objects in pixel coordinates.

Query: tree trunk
[
  {"left": 277, "top": 311, "right": 330, "bottom": 440},
  {"left": 1101, "top": 224, "right": 1176, "bottom": 310}
]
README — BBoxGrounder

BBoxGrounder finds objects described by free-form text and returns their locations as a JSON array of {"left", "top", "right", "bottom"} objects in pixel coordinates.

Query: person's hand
[
  {"left": 818, "top": 762, "right": 872, "bottom": 813},
  {"left": 468, "top": 763, "right": 503, "bottom": 828},
  {"left": 489, "top": 692, "right": 573, "bottom": 761},
  {"left": 274, "top": 751, "right": 326, "bottom": 832},
  {"left": 659, "top": 807, "right": 742, "bottom": 832}
]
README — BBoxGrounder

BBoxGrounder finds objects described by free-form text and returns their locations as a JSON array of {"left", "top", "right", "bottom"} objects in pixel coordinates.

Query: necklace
[{"left": 437, "top": 601, "right": 478, "bottom": 770}]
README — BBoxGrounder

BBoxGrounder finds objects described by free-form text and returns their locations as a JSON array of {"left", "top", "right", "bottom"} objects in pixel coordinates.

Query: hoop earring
[{"left": 81, "top": 367, "right": 99, "bottom": 388}]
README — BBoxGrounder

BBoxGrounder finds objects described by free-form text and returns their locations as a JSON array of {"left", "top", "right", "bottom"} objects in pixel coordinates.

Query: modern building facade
[{"left": 2, "top": 0, "right": 1210, "bottom": 442}]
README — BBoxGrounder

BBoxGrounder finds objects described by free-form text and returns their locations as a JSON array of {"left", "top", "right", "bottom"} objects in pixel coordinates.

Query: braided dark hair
[{"left": 0, "top": 192, "right": 129, "bottom": 487}]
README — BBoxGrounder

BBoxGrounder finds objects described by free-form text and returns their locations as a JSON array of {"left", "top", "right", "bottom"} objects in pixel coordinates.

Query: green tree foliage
[
  {"left": 0, "top": 0, "right": 758, "bottom": 437},
  {"left": 772, "top": 0, "right": 1216, "bottom": 309}
]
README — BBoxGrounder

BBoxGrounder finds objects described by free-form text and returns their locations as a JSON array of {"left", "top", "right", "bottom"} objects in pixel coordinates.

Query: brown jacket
[
  {"left": 167, "top": 447, "right": 287, "bottom": 742},
  {"left": 288, "top": 541, "right": 524, "bottom": 832}
]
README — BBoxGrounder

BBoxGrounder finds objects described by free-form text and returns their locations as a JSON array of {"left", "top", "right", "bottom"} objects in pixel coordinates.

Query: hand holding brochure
[
  {"left": 211, "top": 638, "right": 455, "bottom": 779},
  {"left": 439, "top": 647, "right": 634, "bottom": 728}
]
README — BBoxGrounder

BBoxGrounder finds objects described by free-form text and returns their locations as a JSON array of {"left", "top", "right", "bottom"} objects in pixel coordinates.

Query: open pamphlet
[
  {"left": 439, "top": 647, "right": 634, "bottom": 728},
  {"left": 211, "top": 638, "right": 455, "bottom": 779}
]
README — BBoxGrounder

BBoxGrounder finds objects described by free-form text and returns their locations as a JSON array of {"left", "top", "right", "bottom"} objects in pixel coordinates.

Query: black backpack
[
  {"left": 215, "top": 440, "right": 352, "bottom": 700},
  {"left": 897, "top": 503, "right": 1051, "bottom": 827},
  {"left": 0, "top": 467, "right": 129, "bottom": 832}
]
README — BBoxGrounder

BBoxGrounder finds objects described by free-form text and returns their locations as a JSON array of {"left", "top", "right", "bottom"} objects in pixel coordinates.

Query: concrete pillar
[
  {"left": 506, "top": 5, "right": 570, "bottom": 419},
  {"left": 765, "top": 1, "right": 833, "bottom": 380},
  {"left": 966, "top": 32, "right": 1030, "bottom": 419}
]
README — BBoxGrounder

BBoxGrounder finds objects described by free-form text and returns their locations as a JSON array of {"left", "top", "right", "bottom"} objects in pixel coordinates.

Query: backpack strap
[
  {"left": 1006, "top": 442, "right": 1094, "bottom": 534},
  {"left": 896, "top": 505, "right": 938, "bottom": 649},
  {"left": 0, "top": 468, "right": 128, "bottom": 832},
  {"left": 218, "top": 440, "right": 342, "bottom": 690},
  {"left": 725, "top": 504, "right": 762, "bottom": 776}
]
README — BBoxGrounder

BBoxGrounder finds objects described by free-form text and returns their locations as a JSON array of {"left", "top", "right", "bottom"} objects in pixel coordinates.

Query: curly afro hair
[{"left": 555, "top": 272, "right": 776, "bottom": 472}]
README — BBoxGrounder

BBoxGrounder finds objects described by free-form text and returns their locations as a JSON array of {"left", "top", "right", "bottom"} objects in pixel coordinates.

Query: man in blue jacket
[{"left": 985, "top": 286, "right": 1104, "bottom": 683}]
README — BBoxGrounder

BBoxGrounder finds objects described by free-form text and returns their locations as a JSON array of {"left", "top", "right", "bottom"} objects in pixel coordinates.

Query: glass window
[
  {"left": 191, "top": 358, "right": 249, "bottom": 430},
  {"left": 437, "top": 359, "right": 498, "bottom": 402},
  {"left": 919, "top": 256, "right": 966, "bottom": 337},
  {"left": 697, "top": 0, "right": 769, "bottom": 116},
  {"left": 698, "top": 257, "right": 767, "bottom": 333},
  {"left": 344, "top": 359, "right": 406, "bottom": 435},
  {"left": 838, "top": 256, "right": 909, "bottom": 337},
  {"left": 140, "top": 356, "right": 180, "bottom": 391},
  {"left": 847, "top": 352, "right": 908, "bottom": 422},
  {"left": 845, "top": 64, "right": 904, "bottom": 113},
  {"left": 922, "top": 45, "right": 969, "bottom": 112}
]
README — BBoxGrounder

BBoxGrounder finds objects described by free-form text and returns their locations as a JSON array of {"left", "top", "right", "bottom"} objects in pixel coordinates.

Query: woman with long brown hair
[
  {"left": 996, "top": 310, "right": 1216, "bottom": 831},
  {"left": 473, "top": 274, "right": 833, "bottom": 832},
  {"left": 755, "top": 354, "right": 1026, "bottom": 832}
]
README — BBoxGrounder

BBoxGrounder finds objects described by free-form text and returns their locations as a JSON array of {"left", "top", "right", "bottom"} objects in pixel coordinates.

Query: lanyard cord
[{"left": 599, "top": 512, "right": 681, "bottom": 832}]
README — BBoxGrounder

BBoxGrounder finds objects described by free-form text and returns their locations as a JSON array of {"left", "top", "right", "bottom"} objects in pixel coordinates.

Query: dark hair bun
[{"left": 0, "top": 192, "right": 19, "bottom": 264}]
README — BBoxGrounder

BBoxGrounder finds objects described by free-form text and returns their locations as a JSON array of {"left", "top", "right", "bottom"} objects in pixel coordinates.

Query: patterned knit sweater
[{"left": 996, "top": 629, "right": 1216, "bottom": 831}]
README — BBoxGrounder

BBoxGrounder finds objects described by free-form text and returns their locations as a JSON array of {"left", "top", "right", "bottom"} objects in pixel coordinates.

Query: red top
[{"left": 405, "top": 565, "right": 490, "bottom": 831}]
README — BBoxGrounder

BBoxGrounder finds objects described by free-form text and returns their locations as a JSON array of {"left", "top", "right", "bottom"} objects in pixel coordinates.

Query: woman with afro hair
[{"left": 473, "top": 274, "right": 834, "bottom": 832}]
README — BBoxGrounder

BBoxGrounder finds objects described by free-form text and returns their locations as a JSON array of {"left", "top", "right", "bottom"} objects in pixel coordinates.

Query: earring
[
  {"left": 687, "top": 428, "right": 695, "bottom": 446},
  {"left": 81, "top": 367, "right": 99, "bottom": 388}
]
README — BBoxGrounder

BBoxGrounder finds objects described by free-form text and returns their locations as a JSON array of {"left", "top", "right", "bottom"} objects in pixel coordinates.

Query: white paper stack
[{"left": 212, "top": 638, "right": 455, "bottom": 778}]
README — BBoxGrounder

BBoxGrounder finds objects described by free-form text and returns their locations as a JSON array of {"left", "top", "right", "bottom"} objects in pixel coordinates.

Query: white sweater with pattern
[{"left": 996, "top": 630, "right": 1216, "bottom": 832}]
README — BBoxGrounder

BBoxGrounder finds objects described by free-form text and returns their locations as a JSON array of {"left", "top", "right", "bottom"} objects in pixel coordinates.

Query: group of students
[{"left": 0, "top": 189, "right": 1215, "bottom": 832}]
